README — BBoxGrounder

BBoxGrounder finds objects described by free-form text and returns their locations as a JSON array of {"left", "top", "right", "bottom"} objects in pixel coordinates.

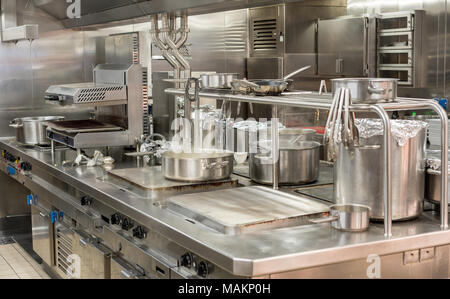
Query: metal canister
[{"left": 334, "top": 119, "right": 428, "bottom": 221}]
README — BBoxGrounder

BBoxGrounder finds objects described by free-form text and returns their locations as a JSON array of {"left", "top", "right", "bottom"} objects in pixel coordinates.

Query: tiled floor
[{"left": 0, "top": 243, "right": 50, "bottom": 279}]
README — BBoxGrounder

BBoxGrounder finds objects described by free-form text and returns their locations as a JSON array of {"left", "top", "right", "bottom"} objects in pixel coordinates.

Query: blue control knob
[
  {"left": 7, "top": 166, "right": 16, "bottom": 176},
  {"left": 26, "top": 194, "right": 36, "bottom": 206},
  {"left": 50, "top": 211, "right": 59, "bottom": 224}
]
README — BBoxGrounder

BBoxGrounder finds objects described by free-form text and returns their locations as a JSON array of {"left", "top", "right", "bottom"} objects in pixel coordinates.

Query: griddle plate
[
  {"left": 167, "top": 186, "right": 329, "bottom": 235},
  {"left": 46, "top": 119, "right": 123, "bottom": 133},
  {"left": 108, "top": 166, "right": 237, "bottom": 191}
]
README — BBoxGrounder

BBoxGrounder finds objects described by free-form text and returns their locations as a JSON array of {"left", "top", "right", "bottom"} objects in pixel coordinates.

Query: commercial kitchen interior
[{"left": 0, "top": 0, "right": 449, "bottom": 279}]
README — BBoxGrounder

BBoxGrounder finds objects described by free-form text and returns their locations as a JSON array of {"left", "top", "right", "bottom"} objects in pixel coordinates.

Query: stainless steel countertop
[{"left": 1, "top": 137, "right": 450, "bottom": 277}]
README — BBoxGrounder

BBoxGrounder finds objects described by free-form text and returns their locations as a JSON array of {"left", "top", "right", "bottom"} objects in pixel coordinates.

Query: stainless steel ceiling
[{"left": 33, "top": 0, "right": 306, "bottom": 28}]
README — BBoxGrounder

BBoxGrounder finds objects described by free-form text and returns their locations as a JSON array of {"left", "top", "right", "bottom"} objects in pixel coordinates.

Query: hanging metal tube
[{"left": 370, "top": 105, "right": 392, "bottom": 238}]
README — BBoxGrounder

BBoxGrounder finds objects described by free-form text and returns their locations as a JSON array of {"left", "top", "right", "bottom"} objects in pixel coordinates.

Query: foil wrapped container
[
  {"left": 355, "top": 119, "right": 429, "bottom": 146},
  {"left": 337, "top": 118, "right": 429, "bottom": 147}
]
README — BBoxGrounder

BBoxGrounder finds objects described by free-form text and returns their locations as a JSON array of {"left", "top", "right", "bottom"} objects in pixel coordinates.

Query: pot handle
[
  {"left": 202, "top": 160, "right": 229, "bottom": 170},
  {"left": 309, "top": 215, "right": 339, "bottom": 224},
  {"left": 354, "top": 144, "right": 381, "bottom": 150},
  {"left": 9, "top": 120, "right": 23, "bottom": 128}
]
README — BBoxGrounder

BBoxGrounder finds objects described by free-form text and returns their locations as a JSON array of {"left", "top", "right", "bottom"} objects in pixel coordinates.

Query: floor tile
[
  {"left": 11, "top": 265, "right": 36, "bottom": 274},
  {"left": 18, "top": 272, "right": 41, "bottom": 279},
  {"left": 0, "top": 268, "right": 16, "bottom": 276}
]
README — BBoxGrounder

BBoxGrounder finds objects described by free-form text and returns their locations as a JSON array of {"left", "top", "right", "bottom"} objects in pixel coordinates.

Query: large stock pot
[
  {"left": 334, "top": 119, "right": 429, "bottom": 221},
  {"left": 249, "top": 140, "right": 320, "bottom": 185},
  {"left": 10, "top": 116, "right": 65, "bottom": 145}
]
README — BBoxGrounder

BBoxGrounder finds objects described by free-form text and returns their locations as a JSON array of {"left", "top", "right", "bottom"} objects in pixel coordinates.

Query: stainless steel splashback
[{"left": 0, "top": 0, "right": 93, "bottom": 137}]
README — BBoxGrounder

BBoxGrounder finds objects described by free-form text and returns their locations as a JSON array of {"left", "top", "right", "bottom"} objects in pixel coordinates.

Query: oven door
[{"left": 31, "top": 205, "right": 54, "bottom": 267}]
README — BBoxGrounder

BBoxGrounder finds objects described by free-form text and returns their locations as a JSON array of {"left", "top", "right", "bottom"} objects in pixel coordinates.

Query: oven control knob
[
  {"left": 20, "top": 162, "right": 32, "bottom": 172},
  {"left": 80, "top": 196, "right": 92, "bottom": 206},
  {"left": 180, "top": 253, "right": 193, "bottom": 269},
  {"left": 121, "top": 218, "right": 134, "bottom": 231},
  {"left": 132, "top": 226, "right": 147, "bottom": 239},
  {"left": 111, "top": 213, "right": 122, "bottom": 225},
  {"left": 196, "top": 261, "right": 212, "bottom": 278}
]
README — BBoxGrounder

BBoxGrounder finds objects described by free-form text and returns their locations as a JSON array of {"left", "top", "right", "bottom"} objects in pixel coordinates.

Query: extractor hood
[{"left": 34, "top": 0, "right": 305, "bottom": 28}]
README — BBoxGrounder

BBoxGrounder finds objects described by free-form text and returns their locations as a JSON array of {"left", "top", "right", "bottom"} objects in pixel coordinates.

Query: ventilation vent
[
  {"left": 142, "top": 69, "right": 149, "bottom": 135},
  {"left": 56, "top": 227, "right": 74, "bottom": 278},
  {"left": 75, "top": 86, "right": 126, "bottom": 103},
  {"left": 252, "top": 19, "right": 278, "bottom": 52}
]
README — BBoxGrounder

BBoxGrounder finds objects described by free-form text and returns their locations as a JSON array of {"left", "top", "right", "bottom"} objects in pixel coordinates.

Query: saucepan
[{"left": 309, "top": 204, "right": 371, "bottom": 232}]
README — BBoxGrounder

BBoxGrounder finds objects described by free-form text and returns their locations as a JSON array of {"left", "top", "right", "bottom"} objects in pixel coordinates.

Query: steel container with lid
[{"left": 334, "top": 119, "right": 429, "bottom": 221}]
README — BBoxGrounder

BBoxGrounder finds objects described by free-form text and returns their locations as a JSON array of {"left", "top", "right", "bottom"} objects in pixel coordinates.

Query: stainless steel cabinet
[
  {"left": 31, "top": 205, "right": 54, "bottom": 267},
  {"left": 318, "top": 16, "right": 368, "bottom": 77}
]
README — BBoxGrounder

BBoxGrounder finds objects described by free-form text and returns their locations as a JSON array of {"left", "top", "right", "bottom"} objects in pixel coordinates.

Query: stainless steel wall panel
[{"left": 347, "top": 0, "right": 449, "bottom": 100}]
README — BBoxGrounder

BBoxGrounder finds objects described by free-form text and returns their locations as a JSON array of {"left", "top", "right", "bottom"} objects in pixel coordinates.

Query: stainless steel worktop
[{"left": 1, "top": 137, "right": 449, "bottom": 277}]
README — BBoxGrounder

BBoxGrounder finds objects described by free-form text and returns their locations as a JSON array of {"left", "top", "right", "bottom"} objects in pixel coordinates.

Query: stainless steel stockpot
[
  {"left": 10, "top": 116, "right": 65, "bottom": 145},
  {"left": 331, "top": 78, "right": 398, "bottom": 104},
  {"left": 334, "top": 119, "right": 428, "bottom": 221},
  {"left": 162, "top": 151, "right": 234, "bottom": 182},
  {"left": 200, "top": 73, "right": 238, "bottom": 89},
  {"left": 310, "top": 204, "right": 371, "bottom": 232},
  {"left": 249, "top": 140, "right": 321, "bottom": 185}
]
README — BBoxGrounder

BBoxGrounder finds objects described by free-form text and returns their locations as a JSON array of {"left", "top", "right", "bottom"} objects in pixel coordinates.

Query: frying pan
[{"left": 231, "top": 65, "right": 311, "bottom": 96}]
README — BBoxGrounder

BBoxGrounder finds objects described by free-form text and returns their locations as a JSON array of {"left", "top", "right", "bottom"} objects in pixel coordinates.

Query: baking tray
[
  {"left": 46, "top": 119, "right": 123, "bottom": 133},
  {"left": 166, "top": 186, "right": 329, "bottom": 235}
]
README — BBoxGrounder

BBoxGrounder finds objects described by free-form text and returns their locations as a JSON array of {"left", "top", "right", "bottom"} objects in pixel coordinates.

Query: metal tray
[
  {"left": 166, "top": 186, "right": 329, "bottom": 235},
  {"left": 46, "top": 119, "right": 123, "bottom": 133},
  {"left": 108, "top": 166, "right": 237, "bottom": 191}
]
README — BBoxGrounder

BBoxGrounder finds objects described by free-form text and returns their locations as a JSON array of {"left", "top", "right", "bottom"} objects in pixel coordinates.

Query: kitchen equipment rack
[{"left": 165, "top": 88, "right": 449, "bottom": 238}]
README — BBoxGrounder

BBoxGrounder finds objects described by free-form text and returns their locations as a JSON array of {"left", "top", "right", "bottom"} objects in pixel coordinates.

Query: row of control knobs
[
  {"left": 111, "top": 213, "right": 147, "bottom": 239},
  {"left": 180, "top": 253, "right": 213, "bottom": 278},
  {"left": 80, "top": 197, "right": 147, "bottom": 240}
]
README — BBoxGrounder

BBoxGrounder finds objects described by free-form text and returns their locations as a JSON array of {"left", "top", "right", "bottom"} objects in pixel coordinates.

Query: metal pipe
[
  {"left": 370, "top": 105, "right": 392, "bottom": 238},
  {"left": 150, "top": 14, "right": 180, "bottom": 70},
  {"left": 272, "top": 105, "right": 279, "bottom": 190},
  {"left": 426, "top": 101, "right": 449, "bottom": 229}
]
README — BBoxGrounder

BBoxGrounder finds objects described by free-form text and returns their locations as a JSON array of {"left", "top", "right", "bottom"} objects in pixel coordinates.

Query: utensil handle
[
  {"left": 9, "top": 120, "right": 23, "bottom": 128},
  {"left": 283, "top": 65, "right": 311, "bottom": 80},
  {"left": 309, "top": 215, "right": 339, "bottom": 224},
  {"left": 368, "top": 87, "right": 385, "bottom": 94}
]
